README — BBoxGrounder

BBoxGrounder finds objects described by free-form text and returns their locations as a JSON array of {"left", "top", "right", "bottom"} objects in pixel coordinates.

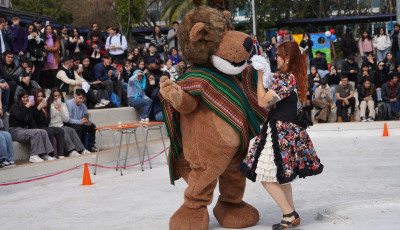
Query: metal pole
[
  {"left": 397, "top": 0, "right": 400, "bottom": 25},
  {"left": 251, "top": 0, "right": 256, "bottom": 35}
]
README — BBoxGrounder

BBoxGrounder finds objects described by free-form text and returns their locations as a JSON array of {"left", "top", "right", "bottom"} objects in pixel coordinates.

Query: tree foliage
[{"left": 11, "top": 0, "right": 73, "bottom": 24}]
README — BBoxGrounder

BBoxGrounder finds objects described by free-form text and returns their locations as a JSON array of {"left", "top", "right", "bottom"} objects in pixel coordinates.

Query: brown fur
[{"left": 161, "top": 6, "right": 259, "bottom": 230}]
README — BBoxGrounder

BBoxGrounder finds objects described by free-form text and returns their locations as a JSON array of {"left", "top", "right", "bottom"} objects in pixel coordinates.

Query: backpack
[
  {"left": 376, "top": 102, "right": 392, "bottom": 121},
  {"left": 107, "top": 34, "right": 127, "bottom": 57}
]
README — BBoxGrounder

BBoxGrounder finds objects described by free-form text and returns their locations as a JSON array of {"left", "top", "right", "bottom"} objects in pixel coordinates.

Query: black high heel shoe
[{"left": 272, "top": 211, "right": 301, "bottom": 230}]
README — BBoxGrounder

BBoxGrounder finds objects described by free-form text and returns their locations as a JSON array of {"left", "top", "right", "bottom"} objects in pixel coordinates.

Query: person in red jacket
[{"left": 84, "top": 30, "right": 106, "bottom": 68}]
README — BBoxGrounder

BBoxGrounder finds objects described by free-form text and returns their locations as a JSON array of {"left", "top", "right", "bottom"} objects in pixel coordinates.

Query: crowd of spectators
[
  {"left": 0, "top": 16, "right": 189, "bottom": 167},
  {"left": 265, "top": 24, "right": 400, "bottom": 123}
]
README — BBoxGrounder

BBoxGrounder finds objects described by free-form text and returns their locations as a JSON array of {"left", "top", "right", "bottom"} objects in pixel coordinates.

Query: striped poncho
[{"left": 162, "top": 67, "right": 269, "bottom": 184}]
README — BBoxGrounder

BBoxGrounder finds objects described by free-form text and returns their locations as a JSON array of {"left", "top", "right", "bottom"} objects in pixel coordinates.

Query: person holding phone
[
  {"left": 66, "top": 89, "right": 97, "bottom": 152},
  {"left": 167, "top": 21, "right": 180, "bottom": 50},
  {"left": 27, "top": 25, "right": 45, "bottom": 83},
  {"left": 67, "top": 27, "right": 88, "bottom": 57},
  {"left": 48, "top": 88, "right": 91, "bottom": 156},
  {"left": 8, "top": 90, "right": 55, "bottom": 163},
  {"left": 0, "top": 15, "right": 13, "bottom": 55},
  {"left": 56, "top": 55, "right": 86, "bottom": 95},
  {"left": 85, "top": 30, "right": 106, "bottom": 68}
]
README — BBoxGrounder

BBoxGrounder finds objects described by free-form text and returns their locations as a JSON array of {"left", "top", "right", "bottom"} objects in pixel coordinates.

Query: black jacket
[
  {"left": 341, "top": 61, "right": 359, "bottom": 81},
  {"left": 32, "top": 106, "right": 50, "bottom": 128},
  {"left": 9, "top": 104, "right": 37, "bottom": 128},
  {"left": 326, "top": 73, "right": 341, "bottom": 85},
  {"left": 310, "top": 58, "right": 328, "bottom": 70},
  {"left": 381, "top": 82, "right": 400, "bottom": 101},
  {"left": 356, "top": 70, "right": 376, "bottom": 89},
  {"left": 357, "top": 85, "right": 377, "bottom": 104},
  {"left": 340, "top": 35, "right": 357, "bottom": 58},
  {"left": 300, "top": 39, "right": 314, "bottom": 60},
  {"left": 374, "top": 69, "right": 388, "bottom": 88}
]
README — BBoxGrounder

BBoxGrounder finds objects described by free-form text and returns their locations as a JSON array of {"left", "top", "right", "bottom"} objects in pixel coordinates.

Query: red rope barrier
[{"left": 0, "top": 148, "right": 168, "bottom": 187}]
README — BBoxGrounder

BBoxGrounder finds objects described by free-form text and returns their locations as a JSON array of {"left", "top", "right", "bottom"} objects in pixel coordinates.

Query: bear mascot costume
[{"left": 160, "top": 3, "right": 271, "bottom": 230}]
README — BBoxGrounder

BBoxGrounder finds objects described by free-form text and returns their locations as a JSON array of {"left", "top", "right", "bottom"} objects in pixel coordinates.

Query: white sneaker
[
  {"left": 42, "top": 154, "right": 56, "bottom": 161},
  {"left": 81, "top": 149, "right": 91, "bottom": 155},
  {"left": 367, "top": 116, "right": 374, "bottom": 122},
  {"left": 58, "top": 156, "right": 65, "bottom": 159},
  {"left": 29, "top": 155, "right": 44, "bottom": 163},
  {"left": 69, "top": 150, "right": 81, "bottom": 157},
  {"left": 94, "top": 103, "right": 105, "bottom": 109},
  {"left": 100, "top": 99, "right": 110, "bottom": 106}
]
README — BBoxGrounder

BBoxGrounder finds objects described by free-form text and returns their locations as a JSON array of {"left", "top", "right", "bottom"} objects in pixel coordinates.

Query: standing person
[
  {"left": 27, "top": 26, "right": 45, "bottom": 83},
  {"left": 105, "top": 26, "right": 127, "bottom": 63},
  {"left": 150, "top": 25, "right": 167, "bottom": 61},
  {"left": 58, "top": 25, "right": 70, "bottom": 57},
  {"left": 248, "top": 34, "right": 262, "bottom": 60},
  {"left": 240, "top": 42, "right": 323, "bottom": 230},
  {"left": 359, "top": 30, "right": 375, "bottom": 60},
  {"left": 265, "top": 36, "right": 278, "bottom": 72},
  {"left": 48, "top": 88, "right": 91, "bottom": 156},
  {"left": 0, "top": 15, "right": 13, "bottom": 55},
  {"left": 167, "top": 21, "right": 180, "bottom": 50},
  {"left": 277, "top": 26, "right": 294, "bottom": 44},
  {"left": 85, "top": 30, "right": 106, "bottom": 68},
  {"left": 66, "top": 89, "right": 97, "bottom": 152},
  {"left": 358, "top": 78, "right": 377, "bottom": 122},
  {"left": 381, "top": 74, "right": 400, "bottom": 118},
  {"left": 341, "top": 28, "right": 357, "bottom": 59},
  {"left": 42, "top": 25, "right": 60, "bottom": 89},
  {"left": 8, "top": 90, "right": 55, "bottom": 163},
  {"left": 299, "top": 32, "right": 313, "bottom": 70},
  {"left": 33, "top": 19, "right": 43, "bottom": 36},
  {"left": 374, "top": 27, "right": 392, "bottom": 62},
  {"left": 390, "top": 23, "right": 400, "bottom": 62},
  {"left": 336, "top": 76, "right": 356, "bottom": 122},
  {"left": 313, "top": 78, "right": 334, "bottom": 123},
  {"left": 67, "top": 27, "right": 87, "bottom": 58},
  {"left": 87, "top": 23, "right": 106, "bottom": 43},
  {"left": 10, "top": 14, "right": 28, "bottom": 66}
]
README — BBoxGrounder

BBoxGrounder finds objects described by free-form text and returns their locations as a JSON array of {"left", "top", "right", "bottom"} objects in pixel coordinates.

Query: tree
[
  {"left": 114, "top": 0, "right": 147, "bottom": 36},
  {"left": 11, "top": 0, "right": 73, "bottom": 24}
]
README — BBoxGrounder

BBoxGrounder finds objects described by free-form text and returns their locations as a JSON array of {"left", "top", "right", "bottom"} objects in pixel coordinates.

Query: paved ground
[{"left": 1, "top": 128, "right": 399, "bottom": 230}]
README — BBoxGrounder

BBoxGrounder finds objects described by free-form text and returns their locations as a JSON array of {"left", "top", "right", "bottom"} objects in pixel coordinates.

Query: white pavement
[{"left": 1, "top": 128, "right": 400, "bottom": 230}]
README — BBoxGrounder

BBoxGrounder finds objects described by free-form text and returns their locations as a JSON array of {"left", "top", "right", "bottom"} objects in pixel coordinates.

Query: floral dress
[{"left": 239, "top": 73, "right": 323, "bottom": 184}]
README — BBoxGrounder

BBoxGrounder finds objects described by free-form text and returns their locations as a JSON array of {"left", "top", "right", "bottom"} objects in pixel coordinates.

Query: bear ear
[
  {"left": 189, "top": 22, "right": 205, "bottom": 42},
  {"left": 223, "top": 11, "right": 231, "bottom": 19}
]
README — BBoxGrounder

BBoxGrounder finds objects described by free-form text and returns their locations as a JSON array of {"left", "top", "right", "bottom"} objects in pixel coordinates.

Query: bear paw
[
  {"left": 170, "top": 205, "right": 209, "bottom": 230},
  {"left": 213, "top": 199, "right": 259, "bottom": 228}
]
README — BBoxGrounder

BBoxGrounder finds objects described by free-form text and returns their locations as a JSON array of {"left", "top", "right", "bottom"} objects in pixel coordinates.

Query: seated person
[
  {"left": 8, "top": 90, "right": 55, "bottom": 163},
  {"left": 0, "top": 78, "right": 11, "bottom": 112},
  {"left": 0, "top": 94, "right": 15, "bottom": 167},
  {"left": 48, "top": 88, "right": 91, "bottom": 156},
  {"left": 66, "top": 89, "right": 97, "bottom": 152},
  {"left": 161, "top": 58, "right": 178, "bottom": 81},
  {"left": 147, "top": 58, "right": 163, "bottom": 81},
  {"left": 143, "top": 43, "right": 161, "bottom": 64},
  {"left": 361, "top": 53, "right": 377, "bottom": 72},
  {"left": 356, "top": 63, "right": 375, "bottom": 89},
  {"left": 15, "top": 59, "right": 41, "bottom": 100},
  {"left": 336, "top": 76, "right": 356, "bottom": 122},
  {"left": 307, "top": 65, "right": 320, "bottom": 93},
  {"left": 313, "top": 78, "right": 334, "bottom": 123},
  {"left": 310, "top": 51, "right": 329, "bottom": 78},
  {"left": 94, "top": 54, "right": 122, "bottom": 100},
  {"left": 167, "top": 47, "right": 181, "bottom": 66},
  {"left": 56, "top": 56, "right": 86, "bottom": 95},
  {"left": 0, "top": 50, "right": 21, "bottom": 106},
  {"left": 381, "top": 73, "right": 400, "bottom": 118},
  {"left": 341, "top": 55, "right": 359, "bottom": 82},
  {"left": 32, "top": 89, "right": 65, "bottom": 158},
  {"left": 173, "top": 58, "right": 186, "bottom": 79},
  {"left": 358, "top": 78, "right": 377, "bottom": 122},
  {"left": 128, "top": 70, "right": 153, "bottom": 122},
  {"left": 375, "top": 61, "right": 388, "bottom": 101}
]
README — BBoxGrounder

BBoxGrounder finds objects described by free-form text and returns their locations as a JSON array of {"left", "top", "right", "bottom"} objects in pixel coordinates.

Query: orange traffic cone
[
  {"left": 81, "top": 163, "right": 94, "bottom": 185},
  {"left": 383, "top": 123, "right": 389, "bottom": 137}
]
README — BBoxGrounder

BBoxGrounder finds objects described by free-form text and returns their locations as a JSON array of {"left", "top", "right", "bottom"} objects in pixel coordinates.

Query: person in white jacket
[
  {"left": 374, "top": 27, "right": 392, "bottom": 62},
  {"left": 48, "top": 88, "right": 91, "bottom": 157}
]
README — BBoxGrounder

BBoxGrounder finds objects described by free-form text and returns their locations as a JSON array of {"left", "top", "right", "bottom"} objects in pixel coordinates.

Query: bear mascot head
[{"left": 160, "top": 3, "right": 269, "bottom": 230}]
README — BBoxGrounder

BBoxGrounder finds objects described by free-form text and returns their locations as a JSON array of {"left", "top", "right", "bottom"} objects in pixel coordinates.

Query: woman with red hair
[{"left": 240, "top": 42, "right": 324, "bottom": 230}]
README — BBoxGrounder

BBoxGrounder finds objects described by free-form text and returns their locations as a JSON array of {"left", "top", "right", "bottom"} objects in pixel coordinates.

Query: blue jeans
[
  {"left": 0, "top": 80, "right": 10, "bottom": 111},
  {"left": 387, "top": 100, "right": 400, "bottom": 116},
  {"left": 0, "top": 131, "right": 14, "bottom": 161},
  {"left": 330, "top": 85, "right": 337, "bottom": 103},
  {"left": 318, "top": 69, "right": 330, "bottom": 78},
  {"left": 128, "top": 97, "right": 153, "bottom": 119},
  {"left": 377, "top": 90, "right": 382, "bottom": 101},
  {"left": 155, "top": 111, "right": 164, "bottom": 121},
  {"left": 376, "top": 49, "right": 389, "bottom": 63}
]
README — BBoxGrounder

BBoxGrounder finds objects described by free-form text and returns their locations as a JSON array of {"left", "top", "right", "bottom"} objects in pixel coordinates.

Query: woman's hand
[
  {"left": 54, "top": 102, "right": 62, "bottom": 111},
  {"left": 37, "top": 100, "right": 47, "bottom": 110},
  {"left": 25, "top": 101, "right": 34, "bottom": 108}
]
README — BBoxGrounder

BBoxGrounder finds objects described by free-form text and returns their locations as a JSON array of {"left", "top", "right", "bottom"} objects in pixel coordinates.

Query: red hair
[{"left": 276, "top": 42, "right": 307, "bottom": 103}]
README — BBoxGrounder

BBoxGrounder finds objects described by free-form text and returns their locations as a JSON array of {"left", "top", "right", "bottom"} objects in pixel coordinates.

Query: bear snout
[{"left": 243, "top": 37, "right": 253, "bottom": 53}]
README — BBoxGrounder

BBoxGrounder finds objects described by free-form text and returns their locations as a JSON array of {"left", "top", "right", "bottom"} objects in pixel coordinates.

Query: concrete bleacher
[{"left": 12, "top": 106, "right": 167, "bottom": 161}]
